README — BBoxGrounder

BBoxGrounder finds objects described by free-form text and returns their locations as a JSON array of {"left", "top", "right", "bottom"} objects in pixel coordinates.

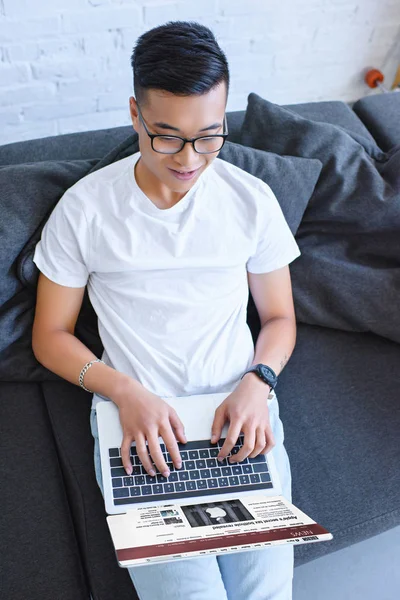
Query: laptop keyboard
[{"left": 108, "top": 435, "right": 273, "bottom": 506}]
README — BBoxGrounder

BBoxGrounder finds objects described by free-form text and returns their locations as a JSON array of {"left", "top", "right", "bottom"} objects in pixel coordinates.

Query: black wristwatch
[{"left": 241, "top": 364, "right": 278, "bottom": 390}]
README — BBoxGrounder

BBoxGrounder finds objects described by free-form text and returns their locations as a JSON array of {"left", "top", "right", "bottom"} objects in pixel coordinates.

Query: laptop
[{"left": 96, "top": 392, "right": 332, "bottom": 567}]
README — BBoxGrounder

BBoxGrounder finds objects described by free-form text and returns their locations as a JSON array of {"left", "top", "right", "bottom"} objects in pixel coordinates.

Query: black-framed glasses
[{"left": 136, "top": 103, "right": 228, "bottom": 154}]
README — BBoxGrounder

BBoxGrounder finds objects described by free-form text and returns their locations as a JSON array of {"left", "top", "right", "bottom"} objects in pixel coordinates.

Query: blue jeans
[{"left": 90, "top": 394, "right": 293, "bottom": 600}]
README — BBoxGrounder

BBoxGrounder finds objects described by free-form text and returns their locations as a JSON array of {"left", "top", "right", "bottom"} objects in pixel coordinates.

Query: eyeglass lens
[{"left": 153, "top": 136, "right": 224, "bottom": 154}]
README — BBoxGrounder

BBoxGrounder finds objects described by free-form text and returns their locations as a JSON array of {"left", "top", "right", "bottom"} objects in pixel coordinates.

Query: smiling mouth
[{"left": 170, "top": 167, "right": 200, "bottom": 174}]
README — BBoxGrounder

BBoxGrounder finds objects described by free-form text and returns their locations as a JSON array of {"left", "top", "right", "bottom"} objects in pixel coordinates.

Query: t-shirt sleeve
[
  {"left": 33, "top": 188, "right": 90, "bottom": 287},
  {"left": 246, "top": 182, "right": 301, "bottom": 274}
]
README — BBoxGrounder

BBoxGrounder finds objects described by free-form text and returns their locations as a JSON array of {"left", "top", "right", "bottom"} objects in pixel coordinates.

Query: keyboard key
[
  {"left": 231, "top": 446, "right": 240, "bottom": 455},
  {"left": 199, "top": 449, "right": 209, "bottom": 458},
  {"left": 248, "top": 455, "right": 265, "bottom": 463},
  {"left": 250, "top": 474, "right": 260, "bottom": 484},
  {"left": 134, "top": 456, "right": 142, "bottom": 466},
  {"left": 189, "top": 470, "right": 200, "bottom": 480},
  {"left": 145, "top": 475, "right": 156, "bottom": 484},
  {"left": 109, "top": 448, "right": 119, "bottom": 458},
  {"left": 169, "top": 472, "right": 178, "bottom": 482},
  {"left": 186, "top": 481, "right": 196, "bottom": 491},
  {"left": 179, "top": 471, "right": 189, "bottom": 481},
  {"left": 217, "top": 458, "right": 228, "bottom": 466},
  {"left": 164, "top": 483, "right": 174, "bottom": 493},
  {"left": 130, "top": 487, "right": 141, "bottom": 497},
  {"left": 185, "top": 460, "right": 196, "bottom": 470},
  {"left": 175, "top": 482, "right": 185, "bottom": 492},
  {"left": 211, "top": 468, "right": 221, "bottom": 478},
  {"left": 152, "top": 484, "right": 163, "bottom": 494},
  {"left": 112, "top": 478, "right": 123, "bottom": 488},
  {"left": 229, "top": 476, "right": 239, "bottom": 486},
  {"left": 189, "top": 450, "right": 199, "bottom": 460},
  {"left": 132, "top": 466, "right": 142, "bottom": 475},
  {"left": 180, "top": 451, "right": 189, "bottom": 461},
  {"left": 200, "top": 469, "right": 211, "bottom": 479},
  {"left": 232, "top": 465, "right": 242, "bottom": 475},
  {"left": 157, "top": 474, "right": 168, "bottom": 483},
  {"left": 242, "top": 465, "right": 252, "bottom": 474},
  {"left": 159, "top": 443, "right": 166, "bottom": 453},
  {"left": 207, "top": 479, "right": 218, "bottom": 488},
  {"left": 239, "top": 475, "right": 250, "bottom": 485},
  {"left": 196, "top": 459, "right": 207, "bottom": 469},
  {"left": 209, "top": 448, "right": 219, "bottom": 457},
  {"left": 253, "top": 463, "right": 268, "bottom": 473},
  {"left": 110, "top": 457, "right": 122, "bottom": 467},
  {"left": 222, "top": 467, "right": 232, "bottom": 477},
  {"left": 218, "top": 477, "right": 229, "bottom": 487},
  {"left": 134, "top": 475, "right": 145, "bottom": 485},
  {"left": 111, "top": 467, "right": 126, "bottom": 477},
  {"left": 123, "top": 476, "right": 134, "bottom": 486},
  {"left": 113, "top": 488, "right": 129, "bottom": 498},
  {"left": 142, "top": 485, "right": 152, "bottom": 495},
  {"left": 207, "top": 458, "right": 217, "bottom": 468},
  {"left": 260, "top": 473, "right": 271, "bottom": 483},
  {"left": 197, "top": 480, "right": 207, "bottom": 489}
]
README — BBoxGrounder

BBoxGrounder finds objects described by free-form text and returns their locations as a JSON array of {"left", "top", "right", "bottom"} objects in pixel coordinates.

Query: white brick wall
[{"left": 0, "top": 0, "right": 399, "bottom": 145}]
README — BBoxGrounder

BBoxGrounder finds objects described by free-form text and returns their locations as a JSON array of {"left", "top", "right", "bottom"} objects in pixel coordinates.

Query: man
[{"left": 32, "top": 20, "right": 300, "bottom": 600}]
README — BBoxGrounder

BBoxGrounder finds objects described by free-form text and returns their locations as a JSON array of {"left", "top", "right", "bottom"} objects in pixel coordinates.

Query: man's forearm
[
  {"left": 251, "top": 316, "right": 297, "bottom": 376},
  {"left": 33, "top": 330, "right": 141, "bottom": 403}
]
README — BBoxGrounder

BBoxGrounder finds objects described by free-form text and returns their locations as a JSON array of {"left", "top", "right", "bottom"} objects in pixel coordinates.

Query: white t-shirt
[{"left": 33, "top": 152, "right": 300, "bottom": 409}]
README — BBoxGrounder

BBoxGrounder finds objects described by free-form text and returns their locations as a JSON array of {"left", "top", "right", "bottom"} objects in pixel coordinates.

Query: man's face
[{"left": 129, "top": 83, "right": 227, "bottom": 195}]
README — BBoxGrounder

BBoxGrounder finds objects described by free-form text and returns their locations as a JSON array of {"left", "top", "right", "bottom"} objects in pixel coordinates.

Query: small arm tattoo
[{"left": 280, "top": 354, "right": 289, "bottom": 372}]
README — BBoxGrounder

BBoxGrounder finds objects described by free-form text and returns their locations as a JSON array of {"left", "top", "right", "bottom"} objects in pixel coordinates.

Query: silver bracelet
[{"left": 79, "top": 359, "right": 105, "bottom": 393}]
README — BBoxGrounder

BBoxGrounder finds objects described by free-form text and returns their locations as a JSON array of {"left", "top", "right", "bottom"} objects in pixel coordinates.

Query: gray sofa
[{"left": 1, "top": 91, "right": 399, "bottom": 600}]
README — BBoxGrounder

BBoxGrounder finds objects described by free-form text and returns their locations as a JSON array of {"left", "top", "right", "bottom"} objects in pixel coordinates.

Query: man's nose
[{"left": 175, "top": 141, "right": 200, "bottom": 166}]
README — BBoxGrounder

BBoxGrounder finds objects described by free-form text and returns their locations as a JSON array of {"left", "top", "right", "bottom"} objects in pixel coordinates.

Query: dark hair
[{"left": 131, "top": 21, "right": 229, "bottom": 106}]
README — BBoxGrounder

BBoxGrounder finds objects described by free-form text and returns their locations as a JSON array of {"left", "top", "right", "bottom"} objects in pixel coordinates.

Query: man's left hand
[{"left": 210, "top": 375, "right": 275, "bottom": 463}]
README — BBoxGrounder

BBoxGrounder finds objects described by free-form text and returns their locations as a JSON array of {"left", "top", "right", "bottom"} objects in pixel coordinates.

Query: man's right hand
[{"left": 111, "top": 380, "right": 187, "bottom": 477}]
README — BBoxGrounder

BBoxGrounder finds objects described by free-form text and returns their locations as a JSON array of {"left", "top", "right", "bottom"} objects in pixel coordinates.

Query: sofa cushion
[
  {"left": 0, "top": 382, "right": 90, "bottom": 600},
  {"left": 240, "top": 93, "right": 400, "bottom": 344},
  {"left": 353, "top": 93, "right": 400, "bottom": 151},
  {"left": 278, "top": 324, "right": 400, "bottom": 565},
  {"left": 0, "top": 159, "right": 102, "bottom": 382},
  {"left": 40, "top": 381, "right": 139, "bottom": 600}
]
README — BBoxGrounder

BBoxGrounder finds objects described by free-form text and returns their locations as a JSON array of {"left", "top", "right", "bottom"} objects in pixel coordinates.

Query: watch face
[{"left": 260, "top": 365, "right": 271, "bottom": 378}]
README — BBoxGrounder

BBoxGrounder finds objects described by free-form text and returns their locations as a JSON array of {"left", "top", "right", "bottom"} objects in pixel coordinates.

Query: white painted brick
[
  {"left": 219, "top": 0, "right": 287, "bottom": 17},
  {"left": 142, "top": 2, "right": 180, "bottom": 26},
  {"left": 31, "top": 57, "right": 100, "bottom": 81},
  {"left": 58, "top": 108, "right": 131, "bottom": 134},
  {"left": 0, "top": 121, "right": 58, "bottom": 146},
  {"left": 3, "top": 0, "right": 90, "bottom": 18},
  {"left": 58, "top": 77, "right": 107, "bottom": 98},
  {"left": 370, "top": 23, "right": 400, "bottom": 49},
  {"left": 229, "top": 14, "right": 286, "bottom": 39},
  {"left": 97, "top": 91, "right": 130, "bottom": 111},
  {"left": 0, "top": 63, "right": 31, "bottom": 86},
  {"left": 4, "top": 41, "right": 39, "bottom": 62},
  {"left": 36, "top": 37, "right": 85, "bottom": 61},
  {"left": 0, "top": 106, "right": 21, "bottom": 127},
  {"left": 24, "top": 97, "right": 97, "bottom": 122},
  {"left": 62, "top": 6, "right": 142, "bottom": 35},
  {"left": 0, "top": 16, "right": 61, "bottom": 43},
  {"left": 0, "top": 83, "right": 57, "bottom": 107},
  {"left": 143, "top": 0, "right": 217, "bottom": 25}
]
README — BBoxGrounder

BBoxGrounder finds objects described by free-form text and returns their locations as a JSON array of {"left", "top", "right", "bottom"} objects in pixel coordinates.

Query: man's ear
[{"left": 129, "top": 97, "right": 139, "bottom": 133}]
